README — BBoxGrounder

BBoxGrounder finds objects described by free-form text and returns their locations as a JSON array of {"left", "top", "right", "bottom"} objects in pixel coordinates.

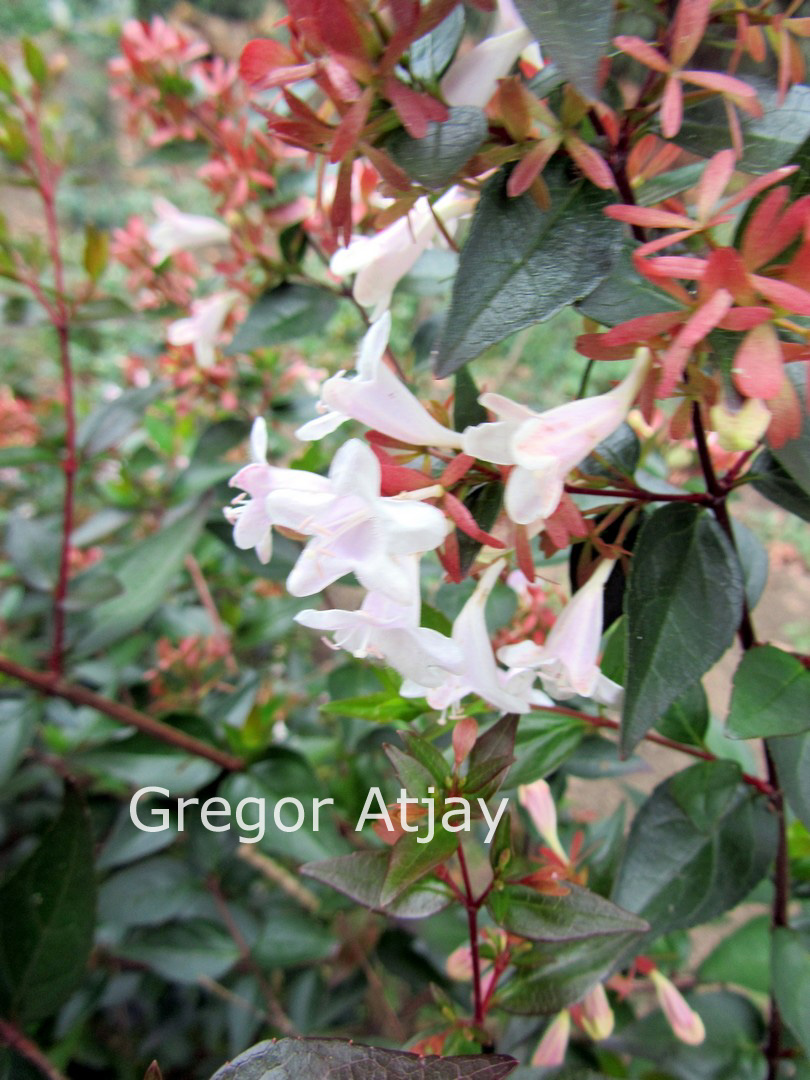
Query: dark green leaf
[
  {"left": 454, "top": 366, "right": 488, "bottom": 431},
  {"left": 0, "top": 787, "right": 95, "bottom": 1022},
  {"left": 116, "top": 921, "right": 240, "bottom": 984},
  {"left": 488, "top": 882, "right": 648, "bottom": 942},
  {"left": 98, "top": 857, "right": 213, "bottom": 929},
  {"left": 635, "top": 163, "right": 707, "bottom": 206},
  {"left": 496, "top": 930, "right": 643, "bottom": 1015},
  {"left": 563, "top": 735, "right": 647, "bottom": 778},
  {"left": 409, "top": 6, "right": 465, "bottom": 81},
  {"left": 577, "top": 244, "right": 681, "bottom": 326},
  {"left": 458, "top": 483, "right": 503, "bottom": 573},
  {"left": 385, "top": 743, "right": 437, "bottom": 798},
  {"left": 253, "top": 908, "right": 335, "bottom": 968},
  {"left": 611, "top": 761, "right": 777, "bottom": 935},
  {"left": 579, "top": 422, "right": 640, "bottom": 480},
  {"left": 400, "top": 730, "right": 452, "bottom": 785},
  {"left": 210, "top": 1038, "right": 518, "bottom": 1080},
  {"left": 0, "top": 445, "right": 55, "bottom": 468},
  {"left": 732, "top": 519, "right": 768, "bottom": 612},
  {"left": 469, "top": 714, "right": 518, "bottom": 779},
  {"left": 621, "top": 504, "right": 744, "bottom": 754},
  {"left": 513, "top": 0, "right": 614, "bottom": 100},
  {"left": 677, "top": 81, "right": 810, "bottom": 173},
  {"left": 387, "top": 107, "right": 488, "bottom": 189},
  {"left": 727, "top": 645, "right": 810, "bottom": 739},
  {"left": 749, "top": 449, "right": 810, "bottom": 522},
  {"left": 657, "top": 681, "right": 709, "bottom": 747},
  {"left": 698, "top": 915, "right": 770, "bottom": 995},
  {"left": 0, "top": 698, "right": 37, "bottom": 785},
  {"left": 434, "top": 163, "right": 621, "bottom": 375},
  {"left": 301, "top": 850, "right": 451, "bottom": 918},
  {"left": 768, "top": 732, "right": 810, "bottom": 830},
  {"left": 226, "top": 284, "right": 338, "bottom": 354},
  {"left": 381, "top": 826, "right": 459, "bottom": 905},
  {"left": 76, "top": 500, "right": 209, "bottom": 655},
  {"left": 773, "top": 928, "right": 810, "bottom": 1059},
  {"left": 5, "top": 513, "right": 61, "bottom": 590},
  {"left": 506, "top": 713, "right": 586, "bottom": 787},
  {"left": 77, "top": 382, "right": 164, "bottom": 456}
]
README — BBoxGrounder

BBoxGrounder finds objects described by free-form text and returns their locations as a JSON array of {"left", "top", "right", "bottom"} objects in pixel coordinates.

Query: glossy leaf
[
  {"left": 768, "top": 732, "right": 810, "bottom": 830},
  {"left": 116, "top": 921, "right": 241, "bottom": 984},
  {"left": 434, "top": 163, "right": 621, "bottom": 375},
  {"left": 657, "top": 681, "right": 709, "bottom": 747},
  {"left": 621, "top": 504, "right": 744, "bottom": 755},
  {"left": 698, "top": 915, "right": 770, "bottom": 995},
  {"left": 77, "top": 382, "right": 164, "bottom": 456},
  {"left": 727, "top": 644, "right": 810, "bottom": 739},
  {"left": 488, "top": 882, "right": 648, "bottom": 942},
  {"left": 577, "top": 245, "right": 681, "bottom": 327},
  {"left": 772, "top": 363, "right": 810, "bottom": 496},
  {"left": 409, "top": 6, "right": 465, "bottom": 81},
  {"left": 386, "top": 106, "right": 488, "bottom": 189},
  {"left": 301, "top": 850, "right": 451, "bottom": 918},
  {"left": 773, "top": 928, "right": 810, "bottom": 1059},
  {"left": 750, "top": 450, "right": 810, "bottom": 523},
  {"left": 506, "top": 712, "right": 586, "bottom": 787},
  {"left": 210, "top": 1038, "right": 518, "bottom": 1079},
  {"left": 226, "top": 284, "right": 338, "bottom": 353},
  {"left": 380, "top": 826, "right": 459, "bottom": 904},
  {"left": 0, "top": 787, "right": 95, "bottom": 1022},
  {"left": 611, "top": 761, "right": 776, "bottom": 935},
  {"left": 513, "top": 0, "right": 614, "bottom": 100}
]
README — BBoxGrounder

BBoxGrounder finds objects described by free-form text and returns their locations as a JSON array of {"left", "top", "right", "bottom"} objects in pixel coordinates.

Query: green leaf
[
  {"left": 513, "top": 0, "right": 614, "bottom": 101},
  {"left": 579, "top": 422, "right": 641, "bottom": 480},
  {"left": 77, "top": 382, "right": 164, "bottom": 456},
  {"left": 0, "top": 787, "right": 95, "bottom": 1022},
  {"left": 496, "top": 931, "right": 643, "bottom": 1015},
  {"left": 611, "top": 761, "right": 777, "bottom": 935},
  {"left": 76, "top": 500, "right": 209, "bottom": 655},
  {"left": 469, "top": 713, "right": 518, "bottom": 778},
  {"left": 732, "top": 519, "right": 768, "bottom": 612},
  {"left": 409, "top": 6, "right": 465, "bottom": 81},
  {"left": 385, "top": 743, "right": 437, "bottom": 798},
  {"left": 772, "top": 363, "right": 810, "bottom": 496},
  {"left": 83, "top": 224, "right": 109, "bottom": 281},
  {"left": 301, "top": 851, "right": 451, "bottom": 918},
  {"left": 400, "top": 730, "right": 451, "bottom": 785},
  {"left": 657, "top": 681, "right": 709, "bottom": 747},
  {"left": 0, "top": 445, "right": 55, "bottom": 467},
  {"left": 750, "top": 449, "right": 810, "bottom": 523},
  {"left": 506, "top": 712, "right": 586, "bottom": 787},
  {"left": 621, "top": 504, "right": 744, "bottom": 755},
  {"left": 209, "top": 1038, "right": 518, "bottom": 1080},
  {"left": 22, "top": 38, "right": 47, "bottom": 85},
  {"left": 727, "top": 645, "right": 810, "bottom": 739},
  {"left": 98, "top": 857, "right": 213, "bottom": 929},
  {"left": 434, "top": 162, "right": 621, "bottom": 375},
  {"left": 698, "top": 914, "right": 770, "bottom": 995},
  {"left": 453, "top": 366, "right": 488, "bottom": 431},
  {"left": 634, "top": 163, "right": 707, "bottom": 206},
  {"left": 380, "top": 826, "right": 459, "bottom": 905},
  {"left": 488, "top": 882, "right": 648, "bottom": 942},
  {"left": 386, "top": 107, "right": 488, "bottom": 189},
  {"left": 320, "top": 691, "right": 426, "bottom": 723},
  {"left": 577, "top": 244, "right": 681, "bottom": 328},
  {"left": 253, "top": 907, "right": 335, "bottom": 968},
  {"left": 677, "top": 81, "right": 810, "bottom": 174},
  {"left": 773, "top": 928, "right": 810, "bottom": 1059},
  {"left": 116, "top": 921, "right": 241, "bottom": 984},
  {"left": 6, "top": 512, "right": 61, "bottom": 590},
  {"left": 226, "top": 284, "right": 338, "bottom": 353},
  {"left": 768, "top": 732, "right": 810, "bottom": 830},
  {"left": 0, "top": 698, "right": 37, "bottom": 786}
]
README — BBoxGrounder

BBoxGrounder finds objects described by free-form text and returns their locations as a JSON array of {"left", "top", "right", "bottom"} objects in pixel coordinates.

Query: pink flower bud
[
  {"left": 446, "top": 944, "right": 475, "bottom": 982},
  {"left": 453, "top": 716, "right": 478, "bottom": 766},
  {"left": 531, "top": 1010, "right": 570, "bottom": 1066},
  {"left": 581, "top": 982, "right": 615, "bottom": 1040},
  {"left": 518, "top": 779, "right": 568, "bottom": 863},
  {"left": 650, "top": 969, "right": 706, "bottom": 1045}
]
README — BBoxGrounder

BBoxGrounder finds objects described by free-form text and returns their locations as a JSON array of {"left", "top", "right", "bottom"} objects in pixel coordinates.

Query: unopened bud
[
  {"left": 650, "top": 969, "right": 705, "bottom": 1046},
  {"left": 453, "top": 715, "right": 478, "bottom": 766},
  {"left": 581, "top": 982, "right": 614, "bottom": 1040},
  {"left": 518, "top": 779, "right": 568, "bottom": 864},
  {"left": 531, "top": 1009, "right": 570, "bottom": 1066}
]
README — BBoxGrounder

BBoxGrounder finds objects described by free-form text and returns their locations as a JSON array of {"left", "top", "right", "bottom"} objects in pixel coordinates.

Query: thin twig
[
  {"left": 457, "top": 840, "right": 484, "bottom": 1027},
  {"left": 564, "top": 483, "right": 711, "bottom": 504},
  {"left": 0, "top": 656, "right": 244, "bottom": 771},
  {"left": 0, "top": 1017, "right": 68, "bottom": 1080},
  {"left": 184, "top": 555, "right": 238, "bottom": 675}
]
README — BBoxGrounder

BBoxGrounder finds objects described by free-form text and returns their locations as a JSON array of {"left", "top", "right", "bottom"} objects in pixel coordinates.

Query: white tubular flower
[
  {"left": 581, "top": 982, "right": 615, "bottom": 1041},
  {"left": 147, "top": 197, "right": 230, "bottom": 260},
  {"left": 400, "top": 559, "right": 551, "bottom": 715},
  {"left": 518, "top": 778, "right": 568, "bottom": 863},
  {"left": 224, "top": 418, "right": 330, "bottom": 564},
  {"left": 440, "top": 26, "right": 533, "bottom": 108},
  {"left": 329, "top": 187, "right": 476, "bottom": 319},
  {"left": 294, "top": 557, "right": 463, "bottom": 687},
  {"left": 650, "top": 970, "right": 706, "bottom": 1046},
  {"left": 531, "top": 1010, "right": 571, "bottom": 1067},
  {"left": 295, "top": 311, "right": 464, "bottom": 448},
  {"left": 498, "top": 559, "right": 622, "bottom": 706},
  {"left": 265, "top": 438, "right": 448, "bottom": 603},
  {"left": 166, "top": 290, "right": 239, "bottom": 368},
  {"left": 464, "top": 349, "right": 651, "bottom": 526}
]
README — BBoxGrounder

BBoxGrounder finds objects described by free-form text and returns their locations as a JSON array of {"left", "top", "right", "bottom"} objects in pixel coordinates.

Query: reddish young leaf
[
  {"left": 733, "top": 323, "right": 784, "bottom": 400},
  {"left": 671, "top": 0, "right": 712, "bottom": 67},
  {"left": 440, "top": 453, "right": 477, "bottom": 488},
  {"left": 660, "top": 75, "right": 684, "bottom": 139},
  {"left": 507, "top": 138, "right": 559, "bottom": 198},
  {"left": 659, "top": 289, "right": 733, "bottom": 395},
  {"left": 444, "top": 492, "right": 506, "bottom": 548},
  {"left": 385, "top": 76, "right": 448, "bottom": 139},
  {"left": 683, "top": 69, "right": 760, "bottom": 110},
  {"left": 695, "top": 149, "right": 735, "bottom": 222},
  {"left": 602, "top": 311, "right": 685, "bottom": 346},
  {"left": 613, "top": 35, "right": 670, "bottom": 74},
  {"left": 565, "top": 136, "right": 615, "bottom": 190},
  {"left": 767, "top": 373, "right": 803, "bottom": 448},
  {"left": 753, "top": 274, "right": 810, "bottom": 317},
  {"left": 604, "top": 204, "right": 692, "bottom": 229},
  {"left": 698, "top": 246, "right": 754, "bottom": 305},
  {"left": 329, "top": 87, "right": 373, "bottom": 163}
]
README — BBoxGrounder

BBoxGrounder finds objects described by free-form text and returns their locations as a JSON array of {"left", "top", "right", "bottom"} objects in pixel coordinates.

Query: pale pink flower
[
  {"left": 400, "top": 560, "right": 552, "bottom": 715},
  {"left": 531, "top": 1010, "right": 571, "bottom": 1066},
  {"left": 441, "top": 27, "right": 533, "bottom": 108},
  {"left": 329, "top": 187, "right": 475, "bottom": 318},
  {"left": 650, "top": 970, "right": 706, "bottom": 1046},
  {"left": 147, "top": 197, "right": 230, "bottom": 261},
  {"left": 224, "top": 418, "right": 329, "bottom": 564},
  {"left": 499, "top": 559, "right": 622, "bottom": 705},
  {"left": 265, "top": 439, "right": 448, "bottom": 603},
  {"left": 445, "top": 944, "right": 476, "bottom": 981},
  {"left": 296, "top": 312, "right": 463, "bottom": 448},
  {"left": 294, "top": 558, "right": 462, "bottom": 687},
  {"left": 464, "top": 348, "right": 651, "bottom": 525},
  {"left": 518, "top": 778, "right": 568, "bottom": 863},
  {"left": 581, "top": 983, "right": 615, "bottom": 1041},
  {"left": 166, "top": 290, "right": 239, "bottom": 368}
]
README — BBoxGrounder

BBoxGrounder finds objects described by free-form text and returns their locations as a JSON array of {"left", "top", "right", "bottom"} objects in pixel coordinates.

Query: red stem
[
  {"left": 456, "top": 840, "right": 484, "bottom": 1027},
  {"left": 564, "top": 483, "right": 711, "bottom": 504},
  {"left": 0, "top": 1017, "right": 68, "bottom": 1080}
]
